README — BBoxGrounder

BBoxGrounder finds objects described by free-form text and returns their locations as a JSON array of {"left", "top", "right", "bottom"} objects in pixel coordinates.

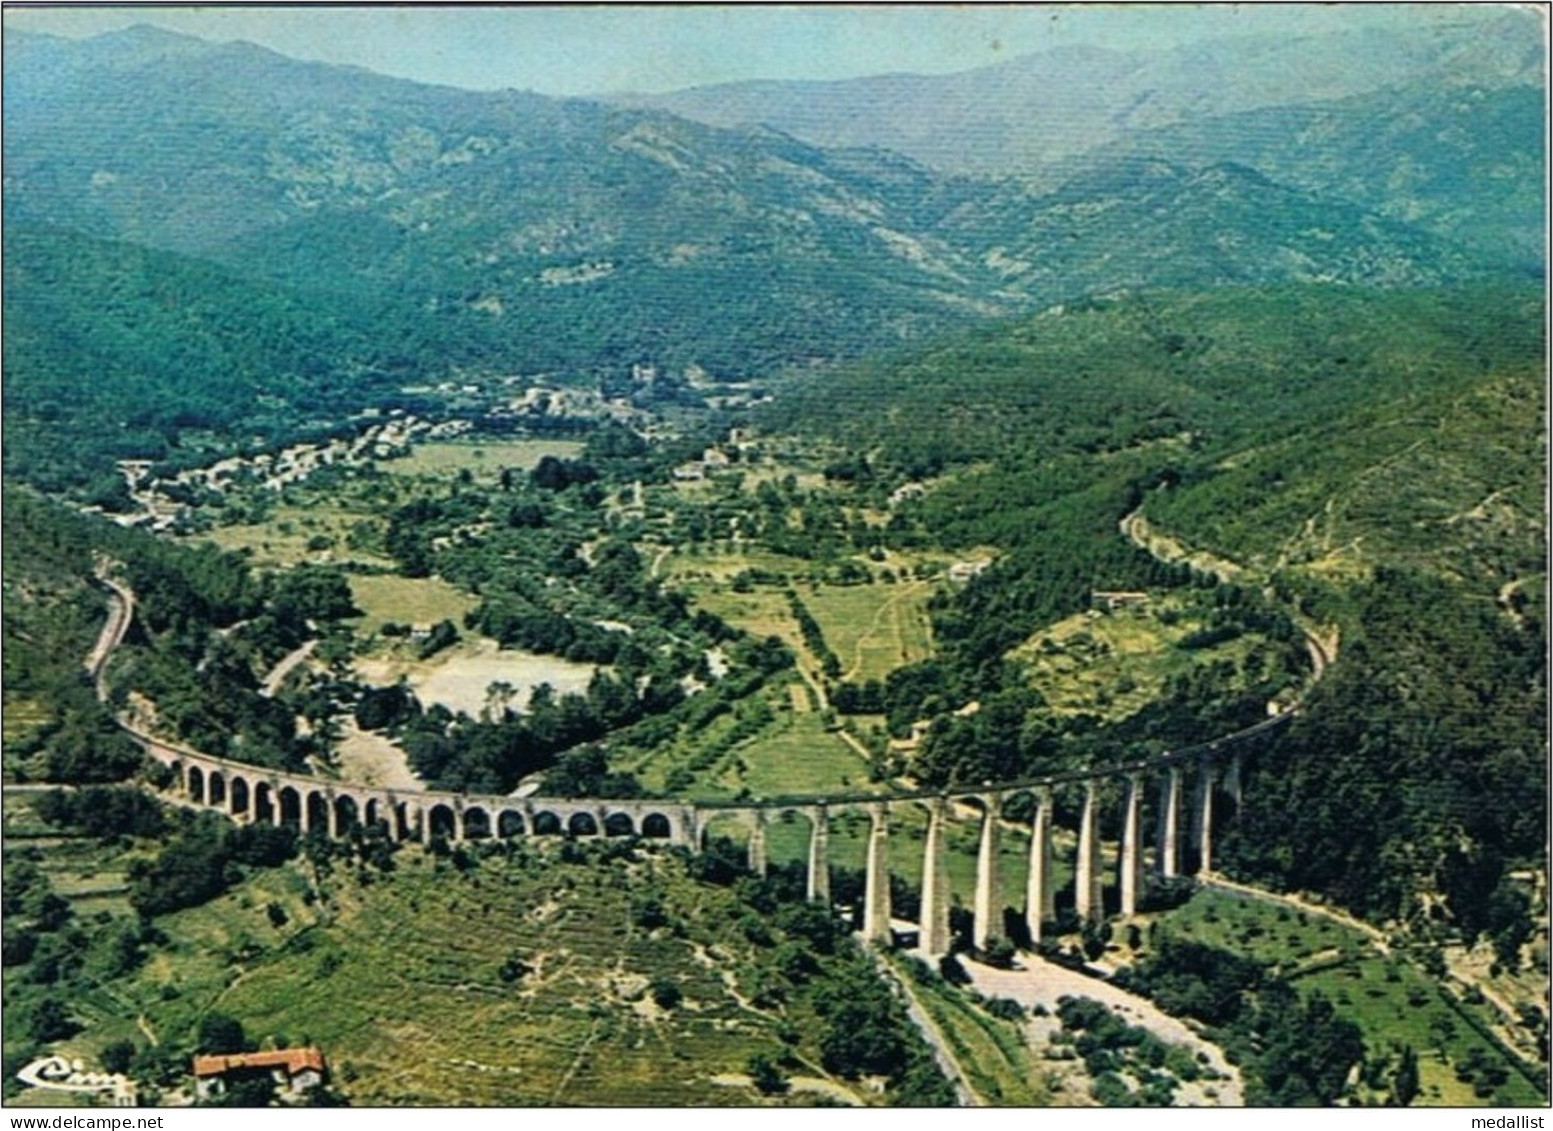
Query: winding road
[
  {"left": 85, "top": 563, "right": 135, "bottom": 696},
  {"left": 1120, "top": 507, "right": 1338, "bottom": 684}
]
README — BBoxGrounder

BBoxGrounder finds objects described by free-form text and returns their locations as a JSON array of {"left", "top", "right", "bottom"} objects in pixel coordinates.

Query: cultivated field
[
  {"left": 348, "top": 574, "right": 479, "bottom": 635},
  {"left": 801, "top": 581, "right": 936, "bottom": 683},
  {"left": 382, "top": 439, "right": 585, "bottom": 480},
  {"left": 90, "top": 847, "right": 892, "bottom": 1106}
]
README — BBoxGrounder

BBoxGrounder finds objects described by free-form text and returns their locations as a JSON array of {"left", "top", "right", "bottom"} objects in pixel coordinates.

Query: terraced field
[
  {"left": 2, "top": 696, "right": 51, "bottom": 750},
  {"left": 90, "top": 845, "right": 900, "bottom": 1106},
  {"left": 1011, "top": 596, "right": 1271, "bottom": 723}
]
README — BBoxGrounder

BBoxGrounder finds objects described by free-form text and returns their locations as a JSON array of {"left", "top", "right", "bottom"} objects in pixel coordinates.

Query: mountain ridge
[
  {"left": 4, "top": 22, "right": 1493, "bottom": 390},
  {"left": 0, "top": 21, "right": 1531, "bottom": 496},
  {"left": 613, "top": 11, "right": 1542, "bottom": 171}
]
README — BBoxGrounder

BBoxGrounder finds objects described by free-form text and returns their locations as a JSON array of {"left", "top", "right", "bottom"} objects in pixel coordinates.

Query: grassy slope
[{"left": 1150, "top": 889, "right": 1544, "bottom": 1106}]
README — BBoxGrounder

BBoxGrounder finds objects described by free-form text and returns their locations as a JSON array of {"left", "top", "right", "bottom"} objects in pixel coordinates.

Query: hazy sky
[{"left": 1, "top": 4, "right": 1528, "bottom": 96}]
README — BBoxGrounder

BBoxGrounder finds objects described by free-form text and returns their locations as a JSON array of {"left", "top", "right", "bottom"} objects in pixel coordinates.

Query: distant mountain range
[
  {"left": 617, "top": 11, "right": 1541, "bottom": 172},
  {"left": 619, "top": 10, "right": 1545, "bottom": 272},
  {"left": 3, "top": 25, "right": 1009, "bottom": 378},
  {"left": 1, "top": 19, "right": 1543, "bottom": 488}
]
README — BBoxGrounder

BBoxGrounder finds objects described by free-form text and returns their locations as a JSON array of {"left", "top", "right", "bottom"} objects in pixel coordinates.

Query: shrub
[
  {"left": 983, "top": 936, "right": 1017, "bottom": 969},
  {"left": 983, "top": 996, "right": 1027, "bottom": 1022},
  {"left": 939, "top": 954, "right": 972, "bottom": 985},
  {"left": 651, "top": 977, "right": 683, "bottom": 1009}
]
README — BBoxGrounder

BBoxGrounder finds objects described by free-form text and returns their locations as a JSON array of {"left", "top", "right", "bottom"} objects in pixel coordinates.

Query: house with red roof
[{"left": 192, "top": 1047, "right": 326, "bottom": 1101}]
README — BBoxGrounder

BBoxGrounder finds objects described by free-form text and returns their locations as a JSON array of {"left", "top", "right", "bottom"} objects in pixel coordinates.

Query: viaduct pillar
[
  {"left": 1025, "top": 787, "right": 1053, "bottom": 944},
  {"left": 973, "top": 794, "right": 1003, "bottom": 951},
  {"left": 863, "top": 802, "right": 892, "bottom": 944},
  {"left": 1194, "top": 757, "right": 1215, "bottom": 874},
  {"left": 918, "top": 797, "right": 951, "bottom": 958},
  {"left": 326, "top": 792, "right": 340, "bottom": 840},
  {"left": 748, "top": 809, "right": 769, "bottom": 878},
  {"left": 1157, "top": 766, "right": 1181, "bottom": 878},
  {"left": 807, "top": 805, "right": 830, "bottom": 904},
  {"left": 1076, "top": 780, "right": 1103, "bottom": 925},
  {"left": 676, "top": 807, "right": 699, "bottom": 851},
  {"left": 1120, "top": 774, "right": 1143, "bottom": 917}
]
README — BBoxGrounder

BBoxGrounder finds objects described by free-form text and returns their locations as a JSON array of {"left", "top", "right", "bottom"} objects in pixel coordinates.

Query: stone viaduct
[
  {"left": 95, "top": 568, "right": 1292, "bottom": 957},
  {"left": 130, "top": 715, "right": 1287, "bottom": 958}
]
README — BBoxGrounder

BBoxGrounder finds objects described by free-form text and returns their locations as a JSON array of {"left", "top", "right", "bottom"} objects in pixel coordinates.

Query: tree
[
  {"left": 483, "top": 680, "right": 516, "bottom": 722},
  {"left": 650, "top": 977, "right": 683, "bottom": 1009},
  {"left": 100, "top": 1040, "right": 137, "bottom": 1075},
  {"left": 270, "top": 564, "right": 357, "bottom": 624},
  {"left": 196, "top": 1012, "right": 249, "bottom": 1055},
  {"left": 1255, "top": 986, "right": 1364, "bottom": 1106},
  {"left": 1392, "top": 1044, "right": 1420, "bottom": 1107},
  {"left": 207, "top": 1074, "right": 275, "bottom": 1108},
  {"left": 27, "top": 997, "right": 78, "bottom": 1042},
  {"left": 355, "top": 684, "right": 419, "bottom": 732},
  {"left": 747, "top": 1053, "right": 789, "bottom": 1095},
  {"left": 2, "top": 927, "right": 38, "bottom": 967},
  {"left": 30, "top": 892, "right": 73, "bottom": 933}
]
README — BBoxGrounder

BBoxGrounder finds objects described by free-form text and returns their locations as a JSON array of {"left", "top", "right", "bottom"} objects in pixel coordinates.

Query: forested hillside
[
  {"left": 1060, "top": 83, "right": 1546, "bottom": 273},
  {"left": 2, "top": 226, "right": 388, "bottom": 493},
  {"left": 2, "top": 22, "right": 1511, "bottom": 496},
  {"left": 768, "top": 284, "right": 1544, "bottom": 476},
  {"left": 767, "top": 282, "right": 1547, "bottom": 926}
]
